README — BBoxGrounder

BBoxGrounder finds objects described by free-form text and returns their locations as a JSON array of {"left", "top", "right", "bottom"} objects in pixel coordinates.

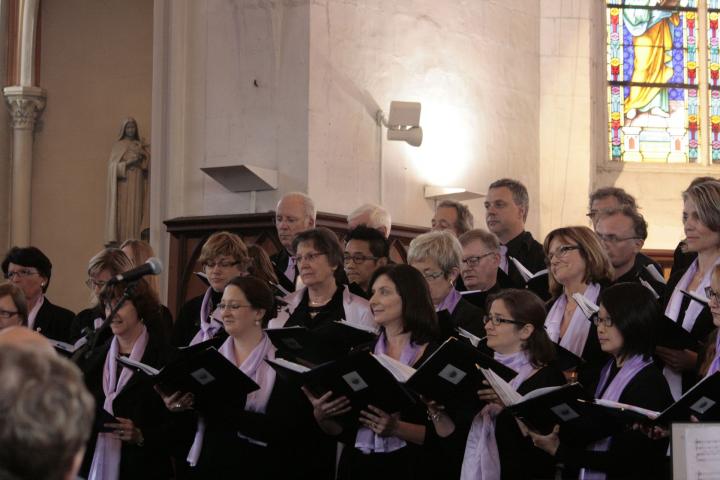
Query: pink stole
[
  {"left": 189, "top": 288, "right": 224, "bottom": 346},
  {"left": 545, "top": 283, "right": 600, "bottom": 357},
  {"left": 580, "top": 354, "right": 653, "bottom": 480},
  {"left": 88, "top": 326, "right": 150, "bottom": 480},
  {"left": 664, "top": 258, "right": 720, "bottom": 399},
  {"left": 187, "top": 334, "right": 277, "bottom": 466},
  {"left": 354, "top": 332, "right": 420, "bottom": 454},
  {"left": 460, "top": 350, "right": 535, "bottom": 480}
]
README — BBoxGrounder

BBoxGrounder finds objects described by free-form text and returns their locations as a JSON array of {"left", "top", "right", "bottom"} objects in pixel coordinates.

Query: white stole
[
  {"left": 27, "top": 295, "right": 44, "bottom": 332},
  {"left": 545, "top": 283, "right": 601, "bottom": 357}
]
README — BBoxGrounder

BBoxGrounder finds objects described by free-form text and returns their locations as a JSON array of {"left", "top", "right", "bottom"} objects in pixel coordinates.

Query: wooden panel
[{"left": 163, "top": 212, "right": 429, "bottom": 318}]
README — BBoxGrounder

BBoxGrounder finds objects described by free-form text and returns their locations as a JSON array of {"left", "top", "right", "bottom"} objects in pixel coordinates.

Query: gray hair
[
  {"left": 0, "top": 346, "right": 94, "bottom": 480},
  {"left": 347, "top": 203, "right": 392, "bottom": 234},
  {"left": 489, "top": 178, "right": 530, "bottom": 221},
  {"left": 437, "top": 200, "right": 474, "bottom": 235},
  {"left": 280, "top": 192, "right": 317, "bottom": 222},
  {"left": 408, "top": 230, "right": 463, "bottom": 276},
  {"left": 458, "top": 229, "right": 500, "bottom": 251}
]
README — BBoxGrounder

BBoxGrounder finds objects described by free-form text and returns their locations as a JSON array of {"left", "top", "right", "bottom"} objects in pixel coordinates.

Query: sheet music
[{"left": 679, "top": 425, "right": 720, "bottom": 480}]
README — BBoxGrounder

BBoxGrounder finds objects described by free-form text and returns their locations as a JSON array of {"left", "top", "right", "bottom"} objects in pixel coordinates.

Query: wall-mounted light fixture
[{"left": 376, "top": 101, "right": 423, "bottom": 147}]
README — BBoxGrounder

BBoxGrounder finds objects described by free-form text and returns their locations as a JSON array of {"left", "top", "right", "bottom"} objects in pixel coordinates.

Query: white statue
[{"left": 105, "top": 118, "right": 150, "bottom": 246}]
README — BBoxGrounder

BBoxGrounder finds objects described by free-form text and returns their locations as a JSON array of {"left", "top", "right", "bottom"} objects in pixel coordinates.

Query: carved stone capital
[{"left": 3, "top": 86, "right": 46, "bottom": 130}]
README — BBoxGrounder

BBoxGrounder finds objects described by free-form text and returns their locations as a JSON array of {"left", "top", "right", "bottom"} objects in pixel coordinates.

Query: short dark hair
[
  {"left": 2, "top": 247, "right": 53, "bottom": 293},
  {"left": 0, "top": 282, "right": 28, "bottom": 326},
  {"left": 486, "top": 289, "right": 555, "bottom": 368},
  {"left": 598, "top": 282, "right": 657, "bottom": 359},
  {"left": 598, "top": 206, "right": 648, "bottom": 240},
  {"left": 0, "top": 346, "right": 94, "bottom": 480},
  {"left": 226, "top": 275, "right": 278, "bottom": 326},
  {"left": 99, "top": 278, "right": 162, "bottom": 337},
  {"left": 292, "top": 227, "right": 344, "bottom": 270},
  {"left": 369, "top": 264, "right": 439, "bottom": 344},
  {"left": 345, "top": 226, "right": 390, "bottom": 259},
  {"left": 437, "top": 200, "right": 474, "bottom": 235},
  {"left": 589, "top": 187, "right": 638, "bottom": 211},
  {"left": 488, "top": 178, "right": 530, "bottom": 221}
]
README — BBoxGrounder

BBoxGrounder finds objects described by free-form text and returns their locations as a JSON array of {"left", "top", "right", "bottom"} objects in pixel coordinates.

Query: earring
[{"left": 254, "top": 320, "right": 260, "bottom": 326}]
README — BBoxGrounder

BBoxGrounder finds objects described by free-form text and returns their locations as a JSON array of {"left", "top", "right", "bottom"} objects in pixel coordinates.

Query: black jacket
[{"left": 33, "top": 297, "right": 74, "bottom": 342}]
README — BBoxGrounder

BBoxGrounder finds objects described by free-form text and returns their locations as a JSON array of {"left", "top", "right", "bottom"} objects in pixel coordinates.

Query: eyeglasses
[
  {"left": 545, "top": 245, "right": 581, "bottom": 265},
  {"left": 483, "top": 314, "right": 526, "bottom": 327},
  {"left": 705, "top": 286, "right": 720, "bottom": 303},
  {"left": 292, "top": 252, "right": 327, "bottom": 264},
  {"left": 592, "top": 313, "right": 614, "bottom": 328},
  {"left": 216, "top": 303, "right": 253, "bottom": 311},
  {"left": 0, "top": 309, "right": 18, "bottom": 319},
  {"left": 421, "top": 271, "right": 445, "bottom": 281},
  {"left": 204, "top": 261, "right": 240, "bottom": 270},
  {"left": 344, "top": 253, "right": 379, "bottom": 265},
  {"left": 596, "top": 233, "right": 642, "bottom": 244},
  {"left": 5, "top": 269, "right": 38, "bottom": 280},
  {"left": 461, "top": 252, "right": 495, "bottom": 267},
  {"left": 85, "top": 278, "right": 108, "bottom": 290}
]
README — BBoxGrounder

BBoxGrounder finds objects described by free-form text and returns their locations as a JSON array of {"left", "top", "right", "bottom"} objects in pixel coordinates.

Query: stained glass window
[
  {"left": 607, "top": 1, "right": 700, "bottom": 163},
  {"left": 709, "top": 0, "right": 720, "bottom": 161}
]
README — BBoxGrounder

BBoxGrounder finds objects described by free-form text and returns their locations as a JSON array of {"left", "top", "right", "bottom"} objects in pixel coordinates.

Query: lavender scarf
[
  {"left": 354, "top": 332, "right": 421, "bottom": 454},
  {"left": 664, "top": 258, "right": 720, "bottom": 399},
  {"left": 460, "top": 350, "right": 536, "bottom": 480},
  {"left": 498, "top": 245, "right": 509, "bottom": 274},
  {"left": 88, "top": 326, "right": 150, "bottom": 480},
  {"left": 189, "top": 288, "right": 224, "bottom": 346},
  {"left": 436, "top": 288, "right": 462, "bottom": 314},
  {"left": 579, "top": 354, "right": 653, "bottom": 480},
  {"left": 187, "top": 334, "right": 276, "bottom": 466},
  {"left": 545, "top": 283, "right": 601, "bottom": 357}
]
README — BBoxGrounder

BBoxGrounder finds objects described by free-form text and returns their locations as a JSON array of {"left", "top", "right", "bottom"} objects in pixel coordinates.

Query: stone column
[{"left": 3, "top": 86, "right": 46, "bottom": 246}]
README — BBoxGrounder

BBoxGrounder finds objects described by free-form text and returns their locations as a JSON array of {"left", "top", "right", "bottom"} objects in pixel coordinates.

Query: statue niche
[{"left": 105, "top": 117, "right": 150, "bottom": 246}]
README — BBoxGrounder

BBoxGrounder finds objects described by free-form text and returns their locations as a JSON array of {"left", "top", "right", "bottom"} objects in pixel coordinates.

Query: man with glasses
[
  {"left": 594, "top": 207, "right": 665, "bottom": 298},
  {"left": 343, "top": 226, "right": 389, "bottom": 299},
  {"left": 271, "top": 192, "right": 317, "bottom": 293},
  {"left": 457, "top": 229, "right": 514, "bottom": 313},
  {"left": 587, "top": 186, "right": 661, "bottom": 276}
]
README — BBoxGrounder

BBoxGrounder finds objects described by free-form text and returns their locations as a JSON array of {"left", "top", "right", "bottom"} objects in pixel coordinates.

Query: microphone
[{"left": 108, "top": 257, "right": 163, "bottom": 284}]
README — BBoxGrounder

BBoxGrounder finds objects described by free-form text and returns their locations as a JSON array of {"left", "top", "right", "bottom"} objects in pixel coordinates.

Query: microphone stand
[{"left": 72, "top": 281, "right": 139, "bottom": 363}]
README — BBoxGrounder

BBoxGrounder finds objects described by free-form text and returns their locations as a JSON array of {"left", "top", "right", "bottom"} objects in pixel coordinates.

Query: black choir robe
[
  {"left": 32, "top": 297, "right": 74, "bottom": 343},
  {"left": 613, "top": 253, "right": 667, "bottom": 299},
  {"left": 271, "top": 248, "right": 297, "bottom": 294},
  {"left": 78, "top": 334, "right": 174, "bottom": 479},
  {"left": 171, "top": 292, "right": 228, "bottom": 348},
  {"left": 504, "top": 231, "right": 550, "bottom": 300}
]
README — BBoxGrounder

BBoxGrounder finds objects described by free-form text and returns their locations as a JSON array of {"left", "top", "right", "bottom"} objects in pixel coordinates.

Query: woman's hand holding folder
[
  {"left": 302, "top": 387, "right": 351, "bottom": 436},
  {"left": 154, "top": 386, "right": 194, "bottom": 412}
]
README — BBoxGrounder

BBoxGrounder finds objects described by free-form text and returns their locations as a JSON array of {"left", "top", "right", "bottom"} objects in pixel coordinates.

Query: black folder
[
  {"left": 552, "top": 342, "right": 585, "bottom": 372},
  {"left": 655, "top": 315, "right": 700, "bottom": 351},
  {"left": 403, "top": 337, "right": 517, "bottom": 409},
  {"left": 94, "top": 407, "right": 120, "bottom": 433},
  {"left": 655, "top": 371, "right": 720, "bottom": 424},
  {"left": 117, "top": 346, "right": 259, "bottom": 411},
  {"left": 265, "top": 322, "right": 377, "bottom": 365},
  {"left": 266, "top": 350, "right": 415, "bottom": 419}
]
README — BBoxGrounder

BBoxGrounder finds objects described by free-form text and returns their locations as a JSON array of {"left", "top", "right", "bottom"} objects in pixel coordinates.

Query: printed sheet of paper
[{"left": 673, "top": 423, "right": 720, "bottom": 480}]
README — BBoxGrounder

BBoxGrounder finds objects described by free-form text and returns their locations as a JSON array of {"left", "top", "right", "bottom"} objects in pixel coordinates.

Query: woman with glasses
[
  {"left": 1, "top": 246, "right": 74, "bottom": 342},
  {"left": 304, "top": 264, "right": 441, "bottom": 480},
  {"left": 0, "top": 282, "right": 28, "bottom": 331},
  {"left": 71, "top": 248, "right": 173, "bottom": 346},
  {"left": 78, "top": 277, "right": 173, "bottom": 480},
  {"left": 543, "top": 226, "right": 613, "bottom": 391},
  {"left": 659, "top": 181, "right": 720, "bottom": 400},
  {"left": 528, "top": 283, "right": 673, "bottom": 479},
  {"left": 176, "top": 276, "right": 316, "bottom": 478},
  {"left": 172, "top": 231, "right": 250, "bottom": 347},
  {"left": 269, "top": 227, "right": 373, "bottom": 330},
  {"left": 407, "top": 230, "right": 486, "bottom": 339},
  {"left": 426, "top": 289, "right": 563, "bottom": 480}
]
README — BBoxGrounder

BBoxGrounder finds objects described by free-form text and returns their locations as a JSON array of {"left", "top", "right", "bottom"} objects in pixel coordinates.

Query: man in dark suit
[
  {"left": 457, "top": 229, "right": 514, "bottom": 312},
  {"left": 595, "top": 207, "right": 666, "bottom": 298},
  {"left": 484, "top": 178, "right": 548, "bottom": 299},
  {"left": 271, "top": 192, "right": 316, "bottom": 293}
]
